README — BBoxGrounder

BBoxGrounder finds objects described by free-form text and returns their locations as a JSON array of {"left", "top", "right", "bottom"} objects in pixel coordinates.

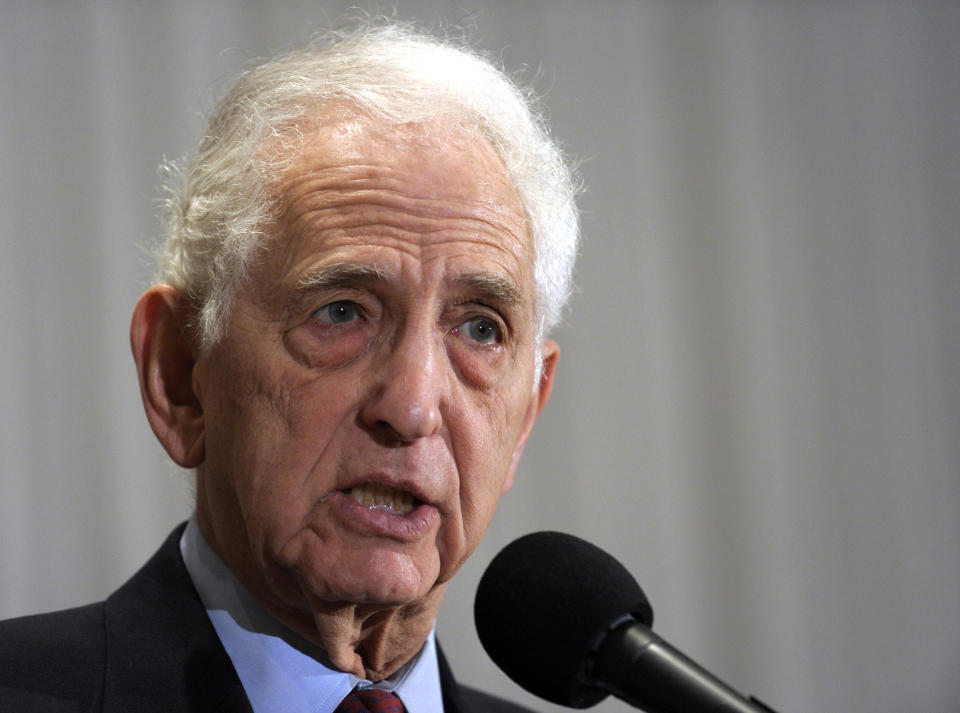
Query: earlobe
[
  {"left": 501, "top": 339, "right": 560, "bottom": 494},
  {"left": 130, "top": 285, "right": 205, "bottom": 468}
]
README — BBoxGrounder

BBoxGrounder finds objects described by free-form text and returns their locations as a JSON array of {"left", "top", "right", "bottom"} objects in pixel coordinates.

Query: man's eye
[
  {"left": 313, "top": 301, "right": 360, "bottom": 324},
  {"left": 460, "top": 316, "right": 501, "bottom": 345}
]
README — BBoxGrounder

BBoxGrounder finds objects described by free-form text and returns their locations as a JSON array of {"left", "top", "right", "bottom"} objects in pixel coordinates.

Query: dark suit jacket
[{"left": 0, "top": 525, "right": 535, "bottom": 713}]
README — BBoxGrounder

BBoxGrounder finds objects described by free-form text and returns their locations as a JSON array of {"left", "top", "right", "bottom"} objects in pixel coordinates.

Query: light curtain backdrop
[{"left": 2, "top": 2, "right": 957, "bottom": 712}]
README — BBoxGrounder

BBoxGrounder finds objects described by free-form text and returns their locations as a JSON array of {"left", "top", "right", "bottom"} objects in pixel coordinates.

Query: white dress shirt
[{"left": 180, "top": 517, "right": 444, "bottom": 713}]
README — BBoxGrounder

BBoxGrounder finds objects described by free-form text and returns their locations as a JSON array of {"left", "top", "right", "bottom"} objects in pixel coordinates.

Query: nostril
[{"left": 371, "top": 419, "right": 407, "bottom": 446}]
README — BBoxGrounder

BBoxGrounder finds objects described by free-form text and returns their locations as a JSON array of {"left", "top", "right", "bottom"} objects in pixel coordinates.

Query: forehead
[
  {"left": 291, "top": 117, "right": 519, "bottom": 204},
  {"left": 253, "top": 117, "right": 533, "bottom": 292}
]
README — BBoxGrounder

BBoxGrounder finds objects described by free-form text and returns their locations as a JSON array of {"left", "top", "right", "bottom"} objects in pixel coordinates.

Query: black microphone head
[{"left": 474, "top": 531, "right": 653, "bottom": 708}]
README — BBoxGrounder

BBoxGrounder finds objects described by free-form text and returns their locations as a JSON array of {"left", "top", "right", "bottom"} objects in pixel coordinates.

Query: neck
[{"left": 297, "top": 589, "right": 445, "bottom": 680}]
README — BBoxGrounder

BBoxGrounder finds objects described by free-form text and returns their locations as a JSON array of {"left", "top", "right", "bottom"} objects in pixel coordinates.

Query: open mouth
[{"left": 345, "top": 483, "right": 420, "bottom": 515}]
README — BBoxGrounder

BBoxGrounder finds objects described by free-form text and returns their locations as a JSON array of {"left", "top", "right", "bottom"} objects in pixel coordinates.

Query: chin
[{"left": 302, "top": 549, "right": 441, "bottom": 608}]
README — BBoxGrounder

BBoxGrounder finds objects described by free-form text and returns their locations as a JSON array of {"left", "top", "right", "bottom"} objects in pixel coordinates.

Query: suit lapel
[
  {"left": 437, "top": 643, "right": 470, "bottom": 713},
  {"left": 102, "top": 525, "right": 254, "bottom": 713}
]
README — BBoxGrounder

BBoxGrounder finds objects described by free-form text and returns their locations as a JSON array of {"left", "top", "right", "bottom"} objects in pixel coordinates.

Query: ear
[
  {"left": 130, "top": 285, "right": 205, "bottom": 468},
  {"left": 502, "top": 339, "right": 560, "bottom": 494}
]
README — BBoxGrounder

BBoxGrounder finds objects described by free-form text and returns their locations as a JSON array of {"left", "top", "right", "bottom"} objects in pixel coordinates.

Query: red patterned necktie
[{"left": 334, "top": 689, "right": 405, "bottom": 713}]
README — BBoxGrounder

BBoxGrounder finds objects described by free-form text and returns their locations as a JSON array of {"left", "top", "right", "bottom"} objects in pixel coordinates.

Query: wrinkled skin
[{"left": 131, "top": 118, "right": 557, "bottom": 680}]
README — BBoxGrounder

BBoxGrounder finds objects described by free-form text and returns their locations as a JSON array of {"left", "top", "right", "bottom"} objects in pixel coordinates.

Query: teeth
[{"left": 350, "top": 484, "right": 415, "bottom": 515}]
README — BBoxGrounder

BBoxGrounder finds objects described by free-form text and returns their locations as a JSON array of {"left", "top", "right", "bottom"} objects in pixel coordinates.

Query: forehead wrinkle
[
  {"left": 287, "top": 195, "right": 524, "bottom": 244},
  {"left": 277, "top": 153, "right": 526, "bottom": 234},
  {"left": 288, "top": 182, "right": 500, "bottom": 221},
  {"left": 279, "top": 199, "right": 528, "bottom": 272}
]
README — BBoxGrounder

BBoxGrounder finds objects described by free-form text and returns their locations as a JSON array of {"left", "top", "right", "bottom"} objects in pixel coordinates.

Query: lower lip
[{"left": 325, "top": 490, "right": 439, "bottom": 541}]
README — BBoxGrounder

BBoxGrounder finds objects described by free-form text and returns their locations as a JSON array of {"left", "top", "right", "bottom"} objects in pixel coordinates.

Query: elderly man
[{"left": 0, "top": 23, "right": 578, "bottom": 713}]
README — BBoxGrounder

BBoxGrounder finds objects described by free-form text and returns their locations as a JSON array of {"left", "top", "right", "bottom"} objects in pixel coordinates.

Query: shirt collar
[{"left": 180, "top": 517, "right": 444, "bottom": 713}]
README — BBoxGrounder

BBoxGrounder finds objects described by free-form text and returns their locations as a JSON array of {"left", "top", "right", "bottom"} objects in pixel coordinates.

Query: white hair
[{"left": 158, "top": 22, "right": 580, "bottom": 349}]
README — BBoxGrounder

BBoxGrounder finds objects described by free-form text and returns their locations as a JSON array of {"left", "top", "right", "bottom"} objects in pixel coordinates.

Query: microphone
[{"left": 474, "top": 531, "right": 780, "bottom": 713}]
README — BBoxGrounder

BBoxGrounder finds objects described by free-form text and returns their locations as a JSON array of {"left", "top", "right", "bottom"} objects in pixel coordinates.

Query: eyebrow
[
  {"left": 453, "top": 272, "right": 525, "bottom": 309},
  {"left": 296, "top": 262, "right": 388, "bottom": 291}
]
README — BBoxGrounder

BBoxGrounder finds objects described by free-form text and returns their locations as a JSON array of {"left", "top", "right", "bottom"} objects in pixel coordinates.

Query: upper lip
[{"left": 336, "top": 472, "right": 435, "bottom": 507}]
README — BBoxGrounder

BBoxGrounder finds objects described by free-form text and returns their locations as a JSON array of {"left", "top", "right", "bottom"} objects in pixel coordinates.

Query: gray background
[{"left": 2, "top": 2, "right": 958, "bottom": 712}]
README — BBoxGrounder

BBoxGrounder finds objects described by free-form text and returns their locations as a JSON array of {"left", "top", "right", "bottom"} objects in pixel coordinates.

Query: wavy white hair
[{"left": 157, "top": 23, "right": 580, "bottom": 349}]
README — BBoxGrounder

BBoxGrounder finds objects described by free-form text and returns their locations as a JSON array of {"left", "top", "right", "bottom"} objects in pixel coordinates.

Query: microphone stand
[{"left": 589, "top": 620, "right": 781, "bottom": 713}]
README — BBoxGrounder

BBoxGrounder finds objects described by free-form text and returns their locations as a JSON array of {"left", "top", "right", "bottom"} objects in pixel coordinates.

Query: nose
[{"left": 360, "top": 324, "right": 444, "bottom": 443}]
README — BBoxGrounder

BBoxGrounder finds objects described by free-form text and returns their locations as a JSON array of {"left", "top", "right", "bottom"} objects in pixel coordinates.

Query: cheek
[
  {"left": 454, "top": 391, "right": 527, "bottom": 527},
  {"left": 215, "top": 366, "right": 349, "bottom": 528}
]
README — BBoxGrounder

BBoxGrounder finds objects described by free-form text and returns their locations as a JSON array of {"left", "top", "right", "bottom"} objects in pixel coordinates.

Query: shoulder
[
  {"left": 0, "top": 524, "right": 195, "bottom": 713},
  {"left": 0, "top": 601, "right": 106, "bottom": 712},
  {"left": 458, "top": 685, "right": 541, "bottom": 713}
]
